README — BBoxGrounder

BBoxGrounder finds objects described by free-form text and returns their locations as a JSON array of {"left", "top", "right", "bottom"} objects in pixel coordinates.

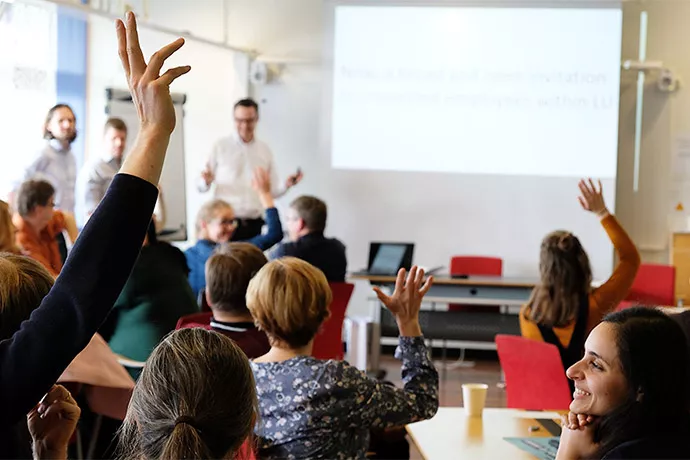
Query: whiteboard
[{"left": 106, "top": 87, "right": 188, "bottom": 241}]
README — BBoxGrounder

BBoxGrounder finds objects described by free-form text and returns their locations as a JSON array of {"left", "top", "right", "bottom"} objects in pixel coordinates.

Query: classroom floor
[{"left": 378, "top": 352, "right": 506, "bottom": 460}]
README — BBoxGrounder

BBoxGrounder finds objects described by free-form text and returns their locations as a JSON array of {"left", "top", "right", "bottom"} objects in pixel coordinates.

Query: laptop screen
[{"left": 369, "top": 243, "right": 412, "bottom": 275}]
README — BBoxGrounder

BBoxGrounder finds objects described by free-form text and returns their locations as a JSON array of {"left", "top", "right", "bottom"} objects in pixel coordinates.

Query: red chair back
[
  {"left": 625, "top": 263, "right": 676, "bottom": 306},
  {"left": 449, "top": 256, "right": 503, "bottom": 311},
  {"left": 312, "top": 282, "right": 354, "bottom": 360},
  {"left": 176, "top": 312, "right": 213, "bottom": 330},
  {"left": 495, "top": 334, "right": 572, "bottom": 410}
]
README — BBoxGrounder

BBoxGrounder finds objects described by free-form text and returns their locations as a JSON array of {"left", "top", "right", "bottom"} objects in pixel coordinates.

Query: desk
[
  {"left": 349, "top": 274, "right": 537, "bottom": 371},
  {"left": 407, "top": 407, "right": 561, "bottom": 459}
]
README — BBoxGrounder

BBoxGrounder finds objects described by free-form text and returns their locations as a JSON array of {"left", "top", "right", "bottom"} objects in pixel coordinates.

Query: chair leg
[{"left": 75, "top": 428, "right": 84, "bottom": 460}]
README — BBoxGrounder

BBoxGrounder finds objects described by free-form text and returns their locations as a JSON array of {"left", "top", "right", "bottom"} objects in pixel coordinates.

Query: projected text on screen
[{"left": 331, "top": 6, "right": 623, "bottom": 178}]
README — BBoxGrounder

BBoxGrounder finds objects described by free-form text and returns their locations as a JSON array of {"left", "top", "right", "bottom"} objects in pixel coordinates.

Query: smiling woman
[{"left": 557, "top": 307, "right": 690, "bottom": 460}]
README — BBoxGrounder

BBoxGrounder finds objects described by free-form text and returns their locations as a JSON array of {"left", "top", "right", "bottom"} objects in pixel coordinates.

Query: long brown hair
[
  {"left": 117, "top": 328, "right": 257, "bottom": 459},
  {"left": 526, "top": 230, "right": 592, "bottom": 327},
  {"left": 0, "top": 201, "right": 19, "bottom": 254}
]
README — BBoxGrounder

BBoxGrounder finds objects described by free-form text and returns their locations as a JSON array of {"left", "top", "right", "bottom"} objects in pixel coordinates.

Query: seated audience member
[
  {"left": 248, "top": 259, "right": 439, "bottom": 459},
  {"left": 117, "top": 328, "right": 257, "bottom": 459},
  {"left": 76, "top": 117, "right": 127, "bottom": 226},
  {"left": 271, "top": 195, "right": 347, "bottom": 282},
  {"left": 557, "top": 307, "right": 690, "bottom": 459},
  {"left": 28, "top": 384, "right": 81, "bottom": 460},
  {"left": 0, "top": 10, "right": 189, "bottom": 447},
  {"left": 102, "top": 221, "right": 198, "bottom": 376},
  {"left": 520, "top": 179, "right": 640, "bottom": 372},
  {"left": 0, "top": 200, "right": 20, "bottom": 254},
  {"left": 185, "top": 167, "right": 282, "bottom": 298},
  {"left": 13, "top": 180, "right": 67, "bottom": 276},
  {"left": 179, "top": 243, "right": 270, "bottom": 358}
]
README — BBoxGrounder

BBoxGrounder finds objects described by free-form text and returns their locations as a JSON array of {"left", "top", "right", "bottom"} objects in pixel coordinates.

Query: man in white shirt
[
  {"left": 76, "top": 117, "right": 127, "bottom": 227},
  {"left": 22, "top": 104, "right": 78, "bottom": 214},
  {"left": 198, "top": 98, "right": 303, "bottom": 240}
]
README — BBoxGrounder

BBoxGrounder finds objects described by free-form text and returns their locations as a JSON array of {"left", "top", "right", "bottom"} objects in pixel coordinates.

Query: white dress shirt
[
  {"left": 76, "top": 154, "right": 122, "bottom": 227},
  {"left": 198, "top": 134, "right": 287, "bottom": 219},
  {"left": 23, "top": 139, "right": 77, "bottom": 213}
]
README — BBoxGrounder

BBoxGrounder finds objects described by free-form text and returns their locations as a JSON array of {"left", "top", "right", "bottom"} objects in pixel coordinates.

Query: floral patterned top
[{"left": 251, "top": 336, "right": 439, "bottom": 459}]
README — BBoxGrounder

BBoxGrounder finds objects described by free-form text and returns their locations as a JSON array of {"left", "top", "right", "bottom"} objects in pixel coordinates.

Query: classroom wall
[
  {"left": 222, "top": 0, "right": 690, "bottom": 314},
  {"left": 85, "top": 0, "right": 690, "bottom": 315},
  {"left": 85, "top": 0, "right": 248, "bottom": 239}
]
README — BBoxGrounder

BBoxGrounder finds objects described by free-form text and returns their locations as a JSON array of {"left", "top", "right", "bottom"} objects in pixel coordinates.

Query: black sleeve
[{"left": 0, "top": 173, "right": 158, "bottom": 429}]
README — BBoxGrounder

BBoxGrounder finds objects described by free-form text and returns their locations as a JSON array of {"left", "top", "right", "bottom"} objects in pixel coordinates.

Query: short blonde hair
[
  {"left": 195, "top": 199, "right": 233, "bottom": 235},
  {"left": 0, "top": 253, "right": 54, "bottom": 339},
  {"left": 247, "top": 257, "right": 332, "bottom": 348},
  {"left": 0, "top": 201, "right": 19, "bottom": 254}
]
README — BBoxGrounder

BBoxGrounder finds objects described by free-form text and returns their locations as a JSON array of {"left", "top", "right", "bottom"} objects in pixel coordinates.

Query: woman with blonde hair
[
  {"left": 520, "top": 179, "right": 640, "bottom": 373},
  {"left": 117, "top": 328, "right": 257, "bottom": 459},
  {"left": 0, "top": 200, "right": 20, "bottom": 254},
  {"left": 248, "top": 258, "right": 439, "bottom": 459}
]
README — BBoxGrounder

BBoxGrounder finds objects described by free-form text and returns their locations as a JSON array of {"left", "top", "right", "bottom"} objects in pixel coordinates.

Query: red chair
[
  {"left": 495, "top": 334, "right": 572, "bottom": 410},
  {"left": 624, "top": 263, "right": 676, "bottom": 306},
  {"left": 312, "top": 282, "right": 354, "bottom": 360},
  {"left": 449, "top": 256, "right": 503, "bottom": 312},
  {"left": 176, "top": 312, "right": 213, "bottom": 330}
]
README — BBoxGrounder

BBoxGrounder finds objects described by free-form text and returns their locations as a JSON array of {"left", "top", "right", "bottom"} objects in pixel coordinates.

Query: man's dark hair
[{"left": 234, "top": 98, "right": 259, "bottom": 115}]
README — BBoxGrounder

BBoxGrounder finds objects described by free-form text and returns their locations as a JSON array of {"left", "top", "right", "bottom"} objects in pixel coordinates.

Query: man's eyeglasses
[{"left": 234, "top": 117, "right": 257, "bottom": 125}]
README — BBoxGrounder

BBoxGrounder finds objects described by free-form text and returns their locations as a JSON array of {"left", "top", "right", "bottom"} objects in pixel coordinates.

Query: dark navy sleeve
[{"left": 0, "top": 173, "right": 158, "bottom": 428}]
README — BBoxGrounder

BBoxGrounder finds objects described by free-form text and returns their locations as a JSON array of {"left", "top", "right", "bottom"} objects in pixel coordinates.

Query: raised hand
[
  {"left": 252, "top": 167, "right": 272, "bottom": 195},
  {"left": 577, "top": 178, "right": 608, "bottom": 217},
  {"left": 116, "top": 11, "right": 190, "bottom": 135},
  {"left": 373, "top": 266, "right": 433, "bottom": 337},
  {"left": 28, "top": 385, "right": 81, "bottom": 459}
]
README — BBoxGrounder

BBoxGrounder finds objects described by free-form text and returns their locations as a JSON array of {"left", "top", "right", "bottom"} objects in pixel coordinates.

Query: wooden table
[{"left": 406, "top": 408, "right": 561, "bottom": 459}]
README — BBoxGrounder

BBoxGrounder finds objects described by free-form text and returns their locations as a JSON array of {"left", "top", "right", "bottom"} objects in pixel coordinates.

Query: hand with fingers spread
[
  {"left": 28, "top": 385, "right": 81, "bottom": 460},
  {"left": 373, "top": 266, "right": 433, "bottom": 337},
  {"left": 115, "top": 11, "right": 190, "bottom": 185},
  {"left": 578, "top": 178, "right": 609, "bottom": 218}
]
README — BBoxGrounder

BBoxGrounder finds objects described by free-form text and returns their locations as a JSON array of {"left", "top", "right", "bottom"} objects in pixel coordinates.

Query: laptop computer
[{"left": 365, "top": 242, "right": 415, "bottom": 275}]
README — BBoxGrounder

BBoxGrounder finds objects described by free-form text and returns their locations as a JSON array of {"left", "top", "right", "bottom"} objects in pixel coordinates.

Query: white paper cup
[{"left": 462, "top": 383, "right": 488, "bottom": 417}]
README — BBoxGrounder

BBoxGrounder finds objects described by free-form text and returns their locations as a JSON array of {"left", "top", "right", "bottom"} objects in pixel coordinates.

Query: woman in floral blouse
[{"left": 247, "top": 257, "right": 439, "bottom": 459}]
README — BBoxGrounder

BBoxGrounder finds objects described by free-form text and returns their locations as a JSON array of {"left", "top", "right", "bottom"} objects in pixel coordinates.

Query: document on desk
[{"left": 504, "top": 437, "right": 559, "bottom": 460}]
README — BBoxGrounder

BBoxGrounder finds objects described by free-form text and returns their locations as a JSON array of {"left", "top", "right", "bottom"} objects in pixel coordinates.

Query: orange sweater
[
  {"left": 13, "top": 211, "right": 66, "bottom": 277},
  {"left": 519, "top": 215, "right": 641, "bottom": 347}
]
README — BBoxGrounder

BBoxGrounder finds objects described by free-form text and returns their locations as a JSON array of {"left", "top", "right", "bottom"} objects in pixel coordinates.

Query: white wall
[
  {"left": 86, "top": 1, "right": 248, "bottom": 241},
  {"left": 87, "top": 0, "right": 690, "bottom": 315}
]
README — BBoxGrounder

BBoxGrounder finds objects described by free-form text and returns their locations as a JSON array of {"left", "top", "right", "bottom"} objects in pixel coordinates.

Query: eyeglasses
[
  {"left": 212, "top": 218, "right": 238, "bottom": 227},
  {"left": 234, "top": 117, "right": 257, "bottom": 125}
]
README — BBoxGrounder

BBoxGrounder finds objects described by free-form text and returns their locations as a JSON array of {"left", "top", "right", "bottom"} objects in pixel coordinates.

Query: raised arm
[
  {"left": 247, "top": 167, "right": 283, "bottom": 250},
  {"left": 578, "top": 179, "right": 640, "bottom": 319},
  {"left": 197, "top": 146, "right": 217, "bottom": 193},
  {"left": 343, "top": 268, "right": 439, "bottom": 427},
  {"left": 0, "top": 12, "right": 190, "bottom": 429}
]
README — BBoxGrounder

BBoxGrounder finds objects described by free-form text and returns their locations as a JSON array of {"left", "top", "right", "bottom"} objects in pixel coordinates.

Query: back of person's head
[
  {"left": 247, "top": 257, "right": 332, "bottom": 348},
  {"left": 16, "top": 180, "right": 55, "bottom": 218},
  {"left": 290, "top": 196, "right": 327, "bottom": 234},
  {"left": 527, "top": 230, "right": 592, "bottom": 327},
  {"left": 0, "top": 201, "right": 19, "bottom": 254},
  {"left": 195, "top": 199, "right": 233, "bottom": 235},
  {"left": 594, "top": 307, "right": 689, "bottom": 456},
  {"left": 118, "top": 328, "right": 257, "bottom": 460},
  {"left": 206, "top": 243, "right": 267, "bottom": 315},
  {"left": 0, "top": 253, "right": 54, "bottom": 340}
]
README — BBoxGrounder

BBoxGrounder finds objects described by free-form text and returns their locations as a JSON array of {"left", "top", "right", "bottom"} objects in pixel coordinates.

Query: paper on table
[{"left": 504, "top": 437, "right": 559, "bottom": 460}]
